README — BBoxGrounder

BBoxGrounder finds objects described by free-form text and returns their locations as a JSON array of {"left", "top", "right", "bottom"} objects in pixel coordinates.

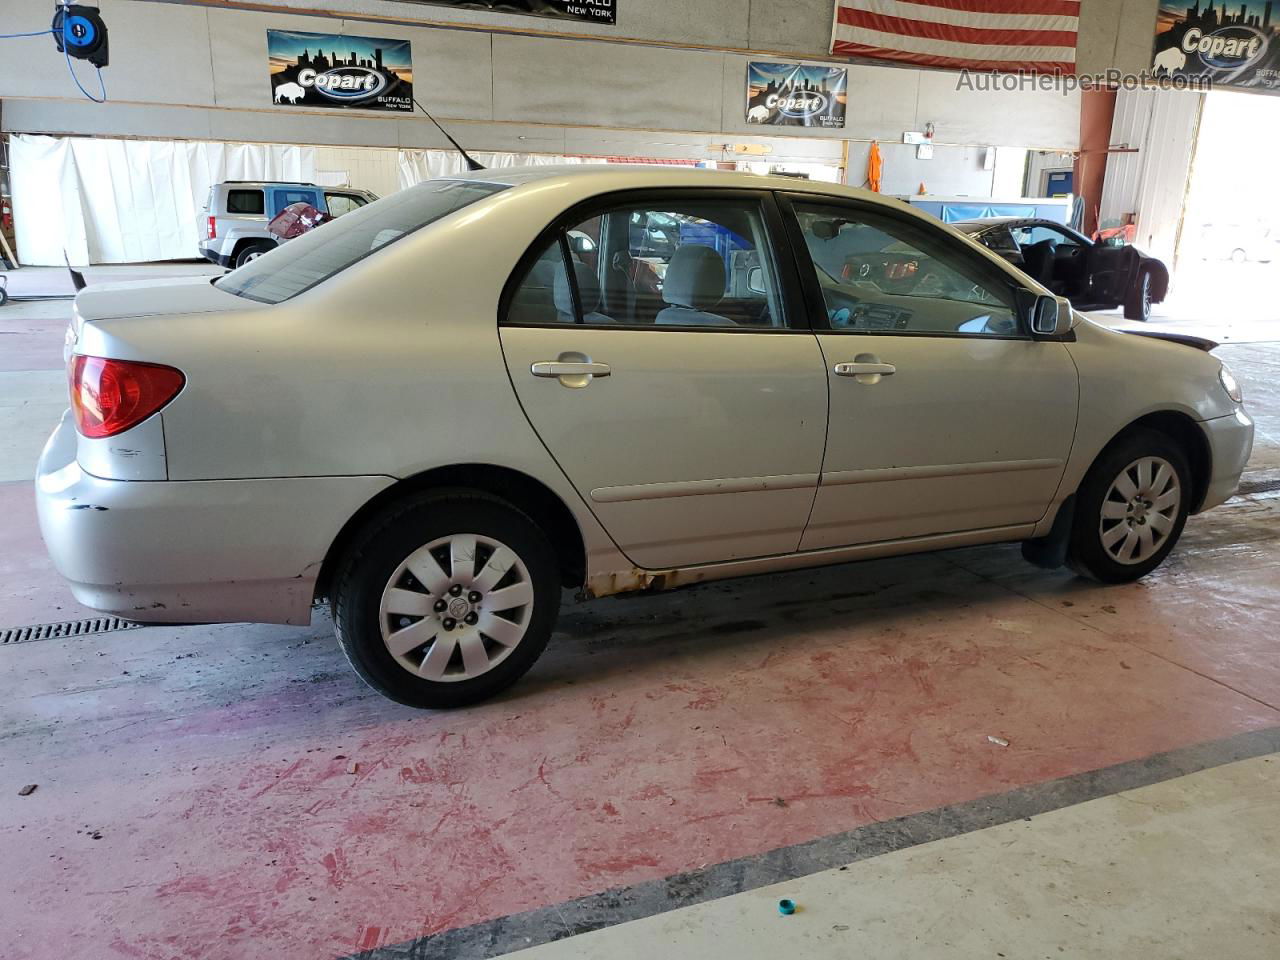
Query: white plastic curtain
[
  {"left": 397, "top": 149, "right": 607, "bottom": 189},
  {"left": 9, "top": 135, "right": 315, "bottom": 265}
]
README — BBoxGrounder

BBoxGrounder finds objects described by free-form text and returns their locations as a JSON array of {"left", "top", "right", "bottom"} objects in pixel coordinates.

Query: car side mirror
[
  {"left": 1030, "top": 293, "right": 1072, "bottom": 337},
  {"left": 746, "top": 266, "right": 766, "bottom": 295}
]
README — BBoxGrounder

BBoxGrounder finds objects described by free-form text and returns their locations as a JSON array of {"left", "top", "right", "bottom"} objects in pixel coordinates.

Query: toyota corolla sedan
[{"left": 37, "top": 167, "right": 1254, "bottom": 708}]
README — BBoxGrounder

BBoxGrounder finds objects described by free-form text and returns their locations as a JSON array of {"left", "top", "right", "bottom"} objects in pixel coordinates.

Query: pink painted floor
[
  {"left": 2, "top": 294, "right": 1278, "bottom": 959},
  {"left": 2, "top": 498, "right": 1279, "bottom": 959}
]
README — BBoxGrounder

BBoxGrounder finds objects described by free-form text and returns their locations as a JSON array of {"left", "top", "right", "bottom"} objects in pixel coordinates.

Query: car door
[
  {"left": 1082, "top": 234, "right": 1140, "bottom": 306},
  {"left": 781, "top": 195, "right": 1079, "bottom": 550},
  {"left": 499, "top": 190, "right": 828, "bottom": 570}
]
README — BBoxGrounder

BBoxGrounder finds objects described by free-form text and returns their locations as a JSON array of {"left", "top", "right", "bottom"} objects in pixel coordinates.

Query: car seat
[
  {"left": 654, "top": 245, "right": 732, "bottom": 326},
  {"left": 554, "top": 259, "right": 615, "bottom": 324},
  {"left": 1020, "top": 237, "right": 1057, "bottom": 289}
]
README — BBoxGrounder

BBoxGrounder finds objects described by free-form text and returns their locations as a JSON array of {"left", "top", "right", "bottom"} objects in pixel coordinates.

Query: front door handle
[
  {"left": 531, "top": 353, "right": 611, "bottom": 389},
  {"left": 531, "top": 361, "right": 612, "bottom": 378},
  {"left": 833, "top": 357, "right": 896, "bottom": 384}
]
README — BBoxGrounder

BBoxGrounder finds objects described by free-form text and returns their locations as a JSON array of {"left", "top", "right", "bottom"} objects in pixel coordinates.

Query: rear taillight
[
  {"left": 207, "top": 215, "right": 217, "bottom": 240},
  {"left": 69, "top": 355, "right": 185, "bottom": 439}
]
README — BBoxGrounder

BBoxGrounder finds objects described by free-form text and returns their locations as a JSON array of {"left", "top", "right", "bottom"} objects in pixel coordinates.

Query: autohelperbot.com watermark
[{"left": 956, "top": 69, "right": 1213, "bottom": 94}]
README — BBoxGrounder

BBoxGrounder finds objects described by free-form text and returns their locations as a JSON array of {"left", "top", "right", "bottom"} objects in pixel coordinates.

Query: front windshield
[{"left": 216, "top": 179, "right": 510, "bottom": 304}]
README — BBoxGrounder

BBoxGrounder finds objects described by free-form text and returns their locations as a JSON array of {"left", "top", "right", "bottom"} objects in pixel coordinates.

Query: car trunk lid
[{"left": 67, "top": 277, "right": 262, "bottom": 359}]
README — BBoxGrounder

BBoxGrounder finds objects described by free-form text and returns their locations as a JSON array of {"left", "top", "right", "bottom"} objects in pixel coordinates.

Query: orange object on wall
[{"left": 866, "top": 141, "right": 882, "bottom": 193}]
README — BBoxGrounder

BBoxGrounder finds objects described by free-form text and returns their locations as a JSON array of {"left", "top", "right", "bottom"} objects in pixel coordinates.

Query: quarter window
[
  {"left": 225, "top": 189, "right": 264, "bottom": 215},
  {"left": 503, "top": 198, "right": 786, "bottom": 330},
  {"left": 794, "top": 202, "right": 1021, "bottom": 337}
]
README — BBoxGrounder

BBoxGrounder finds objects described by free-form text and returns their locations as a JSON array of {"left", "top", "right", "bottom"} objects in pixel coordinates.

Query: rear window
[
  {"left": 226, "top": 189, "right": 265, "bottom": 215},
  {"left": 215, "top": 179, "right": 510, "bottom": 304}
]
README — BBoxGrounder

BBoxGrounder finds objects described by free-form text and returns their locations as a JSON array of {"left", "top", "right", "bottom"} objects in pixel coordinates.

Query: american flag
[{"left": 830, "top": 0, "right": 1080, "bottom": 75}]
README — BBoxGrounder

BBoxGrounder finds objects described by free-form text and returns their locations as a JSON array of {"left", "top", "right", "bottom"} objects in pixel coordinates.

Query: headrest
[
  {"left": 554, "top": 259, "right": 601, "bottom": 318},
  {"left": 662, "top": 245, "right": 725, "bottom": 310}
]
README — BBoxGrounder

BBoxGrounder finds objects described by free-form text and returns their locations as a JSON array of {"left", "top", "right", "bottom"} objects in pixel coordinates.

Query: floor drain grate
[
  {"left": 1238, "top": 477, "right": 1280, "bottom": 497},
  {"left": 0, "top": 616, "right": 144, "bottom": 645}
]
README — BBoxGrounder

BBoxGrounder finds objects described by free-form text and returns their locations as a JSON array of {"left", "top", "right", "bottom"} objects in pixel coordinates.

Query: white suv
[
  {"left": 41, "top": 167, "right": 1253, "bottom": 708},
  {"left": 198, "top": 181, "right": 377, "bottom": 268}
]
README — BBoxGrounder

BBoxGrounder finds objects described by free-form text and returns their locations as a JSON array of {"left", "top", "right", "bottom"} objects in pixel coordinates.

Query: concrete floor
[{"left": 0, "top": 265, "right": 1278, "bottom": 959}]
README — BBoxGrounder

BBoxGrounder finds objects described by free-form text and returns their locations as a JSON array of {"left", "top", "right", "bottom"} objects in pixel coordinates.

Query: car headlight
[{"left": 1219, "top": 364, "right": 1243, "bottom": 404}]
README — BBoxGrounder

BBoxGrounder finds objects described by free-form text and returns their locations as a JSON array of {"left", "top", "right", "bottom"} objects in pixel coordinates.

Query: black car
[{"left": 954, "top": 217, "right": 1168, "bottom": 322}]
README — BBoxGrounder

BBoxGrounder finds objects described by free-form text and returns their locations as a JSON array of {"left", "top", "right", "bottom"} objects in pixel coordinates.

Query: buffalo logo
[
  {"left": 296, "top": 66, "right": 388, "bottom": 103},
  {"left": 1181, "top": 25, "right": 1268, "bottom": 70}
]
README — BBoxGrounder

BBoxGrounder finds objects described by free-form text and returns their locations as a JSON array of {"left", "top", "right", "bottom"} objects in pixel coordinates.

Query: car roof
[
  {"left": 219, "top": 181, "right": 320, "bottom": 188},
  {"left": 445, "top": 163, "right": 891, "bottom": 202}
]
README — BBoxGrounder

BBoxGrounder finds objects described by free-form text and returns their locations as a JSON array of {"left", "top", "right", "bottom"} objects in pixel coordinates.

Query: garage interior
[{"left": 1, "top": 1, "right": 1279, "bottom": 958}]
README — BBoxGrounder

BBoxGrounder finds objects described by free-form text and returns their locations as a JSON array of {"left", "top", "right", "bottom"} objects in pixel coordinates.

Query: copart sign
[
  {"left": 1151, "top": 0, "right": 1280, "bottom": 93},
  {"left": 268, "top": 30, "right": 413, "bottom": 112},
  {"left": 746, "top": 62, "right": 847, "bottom": 128}
]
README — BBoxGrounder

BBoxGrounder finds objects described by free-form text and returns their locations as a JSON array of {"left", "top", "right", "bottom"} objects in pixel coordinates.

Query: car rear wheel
[
  {"left": 1123, "top": 268, "right": 1152, "bottom": 321},
  {"left": 234, "top": 241, "right": 274, "bottom": 268},
  {"left": 332, "top": 492, "right": 561, "bottom": 708},
  {"left": 1067, "top": 429, "right": 1191, "bottom": 583}
]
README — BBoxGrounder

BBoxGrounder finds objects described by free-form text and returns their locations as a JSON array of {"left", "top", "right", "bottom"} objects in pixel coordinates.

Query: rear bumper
[
  {"left": 198, "top": 241, "right": 233, "bottom": 268},
  {"left": 36, "top": 412, "right": 393, "bottom": 625},
  {"left": 1198, "top": 408, "right": 1254, "bottom": 512}
]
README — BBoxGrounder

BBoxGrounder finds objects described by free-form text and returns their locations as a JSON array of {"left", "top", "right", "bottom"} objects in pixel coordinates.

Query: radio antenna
[{"left": 412, "top": 96, "right": 484, "bottom": 171}]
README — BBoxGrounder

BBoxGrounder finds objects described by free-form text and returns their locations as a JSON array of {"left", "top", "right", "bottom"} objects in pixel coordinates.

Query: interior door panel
[{"left": 1085, "top": 245, "right": 1137, "bottom": 305}]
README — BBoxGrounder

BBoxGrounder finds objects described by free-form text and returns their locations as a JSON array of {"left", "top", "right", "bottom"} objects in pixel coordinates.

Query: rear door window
[
  {"left": 503, "top": 197, "right": 787, "bottom": 330},
  {"left": 270, "top": 189, "right": 321, "bottom": 217},
  {"left": 226, "top": 189, "right": 265, "bottom": 215}
]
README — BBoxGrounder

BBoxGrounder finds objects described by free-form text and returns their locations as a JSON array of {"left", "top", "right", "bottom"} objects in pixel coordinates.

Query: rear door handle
[
  {"left": 833, "top": 361, "right": 896, "bottom": 377},
  {"left": 531, "top": 361, "right": 611, "bottom": 378},
  {"left": 531, "top": 355, "right": 611, "bottom": 389}
]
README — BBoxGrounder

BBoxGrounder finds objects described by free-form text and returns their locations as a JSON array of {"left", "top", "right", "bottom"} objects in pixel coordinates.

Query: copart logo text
[
  {"left": 297, "top": 66, "right": 387, "bottom": 102},
  {"left": 765, "top": 92, "right": 828, "bottom": 119}
]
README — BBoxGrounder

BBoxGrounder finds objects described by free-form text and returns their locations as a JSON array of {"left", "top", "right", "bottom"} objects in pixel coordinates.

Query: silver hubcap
[
  {"left": 1099, "top": 456, "right": 1181, "bottom": 565},
  {"left": 378, "top": 534, "right": 534, "bottom": 682}
]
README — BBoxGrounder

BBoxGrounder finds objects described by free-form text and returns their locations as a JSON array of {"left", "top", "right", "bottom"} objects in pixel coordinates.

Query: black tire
[
  {"left": 233, "top": 241, "right": 274, "bottom": 268},
  {"left": 331, "top": 491, "right": 561, "bottom": 708},
  {"left": 1067, "top": 428, "right": 1192, "bottom": 583},
  {"left": 1123, "top": 268, "right": 1151, "bottom": 321},
  {"left": 0, "top": 285, "right": 7, "bottom": 307}
]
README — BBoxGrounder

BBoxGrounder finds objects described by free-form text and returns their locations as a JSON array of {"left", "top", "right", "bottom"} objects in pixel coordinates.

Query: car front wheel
[
  {"left": 332, "top": 492, "right": 561, "bottom": 708},
  {"left": 1067, "top": 429, "right": 1191, "bottom": 583}
]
